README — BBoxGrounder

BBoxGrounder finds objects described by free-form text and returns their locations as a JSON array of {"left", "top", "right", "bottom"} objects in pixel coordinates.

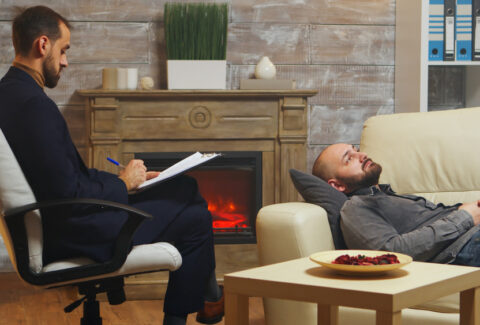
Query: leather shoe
[{"left": 196, "top": 286, "right": 224, "bottom": 324}]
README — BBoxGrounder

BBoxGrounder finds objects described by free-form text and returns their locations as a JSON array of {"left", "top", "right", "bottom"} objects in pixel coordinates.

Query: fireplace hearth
[{"left": 137, "top": 151, "right": 262, "bottom": 244}]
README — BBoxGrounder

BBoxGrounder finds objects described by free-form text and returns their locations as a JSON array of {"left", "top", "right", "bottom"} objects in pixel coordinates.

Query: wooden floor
[{"left": 0, "top": 273, "right": 265, "bottom": 325}]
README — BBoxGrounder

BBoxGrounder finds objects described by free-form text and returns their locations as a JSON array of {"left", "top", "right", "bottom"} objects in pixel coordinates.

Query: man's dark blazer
[{"left": 0, "top": 67, "right": 132, "bottom": 263}]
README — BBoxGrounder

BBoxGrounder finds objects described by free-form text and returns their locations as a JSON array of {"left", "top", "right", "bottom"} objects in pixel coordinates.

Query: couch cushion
[
  {"left": 41, "top": 242, "right": 181, "bottom": 287},
  {"left": 360, "top": 107, "right": 480, "bottom": 204},
  {"left": 0, "top": 129, "right": 42, "bottom": 273},
  {"left": 289, "top": 169, "right": 347, "bottom": 249}
]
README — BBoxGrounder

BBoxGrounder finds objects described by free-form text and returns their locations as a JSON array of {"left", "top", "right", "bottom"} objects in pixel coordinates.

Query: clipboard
[{"left": 133, "top": 151, "right": 221, "bottom": 193}]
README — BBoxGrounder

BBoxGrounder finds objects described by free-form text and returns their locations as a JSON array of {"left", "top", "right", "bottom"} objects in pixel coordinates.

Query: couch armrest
[{"left": 256, "top": 202, "right": 335, "bottom": 266}]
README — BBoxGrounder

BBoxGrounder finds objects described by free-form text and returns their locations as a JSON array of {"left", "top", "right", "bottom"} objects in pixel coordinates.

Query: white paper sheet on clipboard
[{"left": 136, "top": 152, "right": 221, "bottom": 191}]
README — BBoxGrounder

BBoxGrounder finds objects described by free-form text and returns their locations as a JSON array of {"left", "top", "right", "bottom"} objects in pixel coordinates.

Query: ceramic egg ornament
[{"left": 254, "top": 56, "right": 276, "bottom": 79}]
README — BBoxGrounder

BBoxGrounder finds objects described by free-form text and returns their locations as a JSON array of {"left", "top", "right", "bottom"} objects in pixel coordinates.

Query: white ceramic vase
[{"left": 254, "top": 56, "right": 276, "bottom": 80}]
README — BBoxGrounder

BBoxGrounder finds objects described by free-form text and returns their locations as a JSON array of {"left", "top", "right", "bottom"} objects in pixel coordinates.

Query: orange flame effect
[
  {"left": 207, "top": 198, "right": 248, "bottom": 231},
  {"left": 187, "top": 169, "right": 252, "bottom": 232}
]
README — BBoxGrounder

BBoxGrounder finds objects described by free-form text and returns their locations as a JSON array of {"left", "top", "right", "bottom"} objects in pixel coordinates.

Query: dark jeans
[{"left": 452, "top": 229, "right": 480, "bottom": 266}]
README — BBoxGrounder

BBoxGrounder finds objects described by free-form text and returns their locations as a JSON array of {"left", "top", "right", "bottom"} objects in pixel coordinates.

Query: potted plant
[{"left": 164, "top": 2, "right": 228, "bottom": 89}]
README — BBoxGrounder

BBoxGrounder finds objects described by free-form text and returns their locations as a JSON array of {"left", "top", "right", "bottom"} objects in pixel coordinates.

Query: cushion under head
[{"left": 289, "top": 169, "right": 348, "bottom": 249}]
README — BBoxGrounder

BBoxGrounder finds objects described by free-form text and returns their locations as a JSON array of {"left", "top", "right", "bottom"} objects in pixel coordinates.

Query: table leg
[
  {"left": 225, "top": 292, "right": 249, "bottom": 325},
  {"left": 460, "top": 287, "right": 480, "bottom": 325},
  {"left": 376, "top": 310, "right": 401, "bottom": 325},
  {"left": 317, "top": 304, "right": 338, "bottom": 325}
]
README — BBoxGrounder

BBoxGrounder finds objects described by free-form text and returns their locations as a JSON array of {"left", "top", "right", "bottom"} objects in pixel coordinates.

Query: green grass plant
[{"left": 164, "top": 2, "right": 228, "bottom": 60}]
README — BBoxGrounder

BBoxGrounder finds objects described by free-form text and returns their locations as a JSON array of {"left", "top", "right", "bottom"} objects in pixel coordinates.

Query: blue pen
[{"left": 107, "top": 157, "right": 125, "bottom": 168}]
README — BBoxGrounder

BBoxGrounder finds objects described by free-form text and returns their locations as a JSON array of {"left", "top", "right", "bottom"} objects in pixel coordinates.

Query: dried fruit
[{"left": 332, "top": 253, "right": 399, "bottom": 265}]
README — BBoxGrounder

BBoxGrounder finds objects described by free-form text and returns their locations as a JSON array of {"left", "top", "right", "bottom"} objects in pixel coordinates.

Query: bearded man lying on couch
[{"left": 312, "top": 143, "right": 480, "bottom": 266}]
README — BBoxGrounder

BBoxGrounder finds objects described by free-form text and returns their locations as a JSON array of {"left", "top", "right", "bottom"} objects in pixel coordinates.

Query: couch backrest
[
  {"left": 360, "top": 107, "right": 480, "bottom": 205},
  {"left": 0, "top": 129, "right": 43, "bottom": 273}
]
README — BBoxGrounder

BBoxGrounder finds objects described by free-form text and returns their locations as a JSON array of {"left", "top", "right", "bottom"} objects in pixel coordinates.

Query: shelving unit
[{"left": 395, "top": 0, "right": 480, "bottom": 113}]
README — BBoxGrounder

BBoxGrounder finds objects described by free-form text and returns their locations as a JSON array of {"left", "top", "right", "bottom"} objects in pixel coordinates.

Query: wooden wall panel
[
  {"left": 307, "top": 66, "right": 394, "bottom": 105},
  {"left": 149, "top": 22, "right": 166, "bottom": 63},
  {"left": 229, "top": 65, "right": 394, "bottom": 106},
  {"left": 310, "top": 25, "right": 395, "bottom": 65},
  {"left": 147, "top": 22, "right": 168, "bottom": 88},
  {"left": 0, "top": 64, "right": 9, "bottom": 78},
  {"left": 0, "top": 23, "right": 14, "bottom": 64},
  {"left": 307, "top": 145, "right": 327, "bottom": 175},
  {"left": 227, "top": 23, "right": 309, "bottom": 64},
  {"left": 69, "top": 22, "right": 150, "bottom": 64},
  {"left": 309, "top": 105, "right": 394, "bottom": 144},
  {"left": 0, "top": 21, "right": 150, "bottom": 64},
  {"left": 231, "top": 0, "right": 395, "bottom": 24},
  {"left": 0, "top": 0, "right": 395, "bottom": 24},
  {"left": 0, "top": 0, "right": 167, "bottom": 21}
]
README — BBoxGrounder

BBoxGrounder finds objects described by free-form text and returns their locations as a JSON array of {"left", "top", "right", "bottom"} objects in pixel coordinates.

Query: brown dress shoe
[{"left": 196, "top": 288, "right": 224, "bottom": 324}]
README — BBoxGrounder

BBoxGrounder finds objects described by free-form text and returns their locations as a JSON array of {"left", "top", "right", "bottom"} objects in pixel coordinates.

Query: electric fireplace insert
[{"left": 136, "top": 151, "right": 262, "bottom": 244}]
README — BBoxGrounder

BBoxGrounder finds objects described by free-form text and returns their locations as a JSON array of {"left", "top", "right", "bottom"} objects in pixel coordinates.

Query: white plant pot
[{"left": 167, "top": 60, "right": 227, "bottom": 90}]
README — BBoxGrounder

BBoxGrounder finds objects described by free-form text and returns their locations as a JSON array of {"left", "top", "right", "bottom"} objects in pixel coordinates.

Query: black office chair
[{"left": 0, "top": 130, "right": 182, "bottom": 325}]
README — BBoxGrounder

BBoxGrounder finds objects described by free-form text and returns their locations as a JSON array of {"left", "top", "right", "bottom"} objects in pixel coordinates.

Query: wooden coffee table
[{"left": 224, "top": 257, "right": 480, "bottom": 325}]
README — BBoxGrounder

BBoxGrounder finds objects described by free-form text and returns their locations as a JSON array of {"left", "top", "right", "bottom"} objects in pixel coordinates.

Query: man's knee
[{"left": 189, "top": 204, "right": 213, "bottom": 232}]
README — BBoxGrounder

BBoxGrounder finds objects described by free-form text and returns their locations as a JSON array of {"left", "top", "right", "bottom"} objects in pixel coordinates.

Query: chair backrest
[
  {"left": 360, "top": 107, "right": 480, "bottom": 205},
  {"left": 0, "top": 129, "right": 43, "bottom": 273}
]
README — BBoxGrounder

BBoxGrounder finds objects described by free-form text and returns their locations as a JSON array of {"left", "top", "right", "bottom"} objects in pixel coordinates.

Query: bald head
[
  {"left": 312, "top": 145, "right": 339, "bottom": 181},
  {"left": 312, "top": 143, "right": 382, "bottom": 193}
]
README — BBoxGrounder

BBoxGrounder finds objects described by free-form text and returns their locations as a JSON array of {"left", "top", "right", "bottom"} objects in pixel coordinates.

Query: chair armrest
[
  {"left": 5, "top": 198, "right": 153, "bottom": 220},
  {"left": 4, "top": 198, "right": 153, "bottom": 286},
  {"left": 256, "top": 202, "right": 335, "bottom": 266}
]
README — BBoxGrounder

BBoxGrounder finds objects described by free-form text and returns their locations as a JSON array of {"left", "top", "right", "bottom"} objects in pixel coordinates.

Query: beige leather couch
[{"left": 257, "top": 107, "right": 480, "bottom": 325}]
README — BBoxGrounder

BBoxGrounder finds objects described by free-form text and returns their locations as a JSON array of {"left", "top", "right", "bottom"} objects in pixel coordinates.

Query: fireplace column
[
  {"left": 279, "top": 95, "right": 309, "bottom": 202},
  {"left": 85, "top": 96, "right": 122, "bottom": 174}
]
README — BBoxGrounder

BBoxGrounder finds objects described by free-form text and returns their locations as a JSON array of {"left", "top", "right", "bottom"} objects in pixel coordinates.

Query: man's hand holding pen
[{"left": 109, "top": 158, "right": 160, "bottom": 191}]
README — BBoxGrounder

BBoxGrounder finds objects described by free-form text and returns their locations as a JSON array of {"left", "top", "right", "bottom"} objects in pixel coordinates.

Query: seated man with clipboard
[{"left": 0, "top": 6, "right": 223, "bottom": 325}]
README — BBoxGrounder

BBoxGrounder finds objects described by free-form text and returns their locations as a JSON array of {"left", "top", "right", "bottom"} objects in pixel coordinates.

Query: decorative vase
[{"left": 254, "top": 56, "right": 276, "bottom": 80}]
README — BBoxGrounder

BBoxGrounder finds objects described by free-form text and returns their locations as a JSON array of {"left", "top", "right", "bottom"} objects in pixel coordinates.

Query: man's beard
[
  {"left": 338, "top": 160, "right": 383, "bottom": 193},
  {"left": 42, "top": 53, "right": 61, "bottom": 88}
]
